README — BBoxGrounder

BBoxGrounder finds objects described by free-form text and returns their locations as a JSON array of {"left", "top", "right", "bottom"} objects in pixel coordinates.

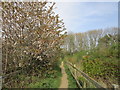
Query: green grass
[
  {"left": 28, "top": 70, "right": 61, "bottom": 88},
  {"left": 28, "top": 77, "right": 61, "bottom": 88},
  {"left": 28, "top": 61, "right": 62, "bottom": 88},
  {"left": 14, "top": 68, "right": 62, "bottom": 88}
]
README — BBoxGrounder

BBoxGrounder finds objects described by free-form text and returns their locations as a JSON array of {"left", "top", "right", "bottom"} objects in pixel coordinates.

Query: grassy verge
[
  {"left": 27, "top": 61, "right": 62, "bottom": 88},
  {"left": 28, "top": 76, "right": 61, "bottom": 88},
  {"left": 4, "top": 59, "right": 62, "bottom": 88},
  {"left": 64, "top": 63, "right": 78, "bottom": 88}
]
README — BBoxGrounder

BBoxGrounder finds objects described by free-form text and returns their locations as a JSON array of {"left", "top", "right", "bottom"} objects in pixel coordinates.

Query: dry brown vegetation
[{"left": 2, "top": 2, "right": 66, "bottom": 87}]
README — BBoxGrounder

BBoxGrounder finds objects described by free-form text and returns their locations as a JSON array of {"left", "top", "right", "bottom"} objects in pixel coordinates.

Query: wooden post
[
  {"left": 74, "top": 64, "right": 77, "bottom": 79},
  {"left": 83, "top": 81, "right": 86, "bottom": 88}
]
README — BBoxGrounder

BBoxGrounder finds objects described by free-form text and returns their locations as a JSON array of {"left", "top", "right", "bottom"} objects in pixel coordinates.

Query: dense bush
[
  {"left": 65, "top": 34, "right": 119, "bottom": 87},
  {"left": 2, "top": 2, "right": 66, "bottom": 87}
]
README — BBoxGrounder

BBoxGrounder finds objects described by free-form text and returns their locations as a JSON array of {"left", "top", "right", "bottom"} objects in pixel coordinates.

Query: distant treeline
[{"left": 64, "top": 27, "right": 118, "bottom": 53}]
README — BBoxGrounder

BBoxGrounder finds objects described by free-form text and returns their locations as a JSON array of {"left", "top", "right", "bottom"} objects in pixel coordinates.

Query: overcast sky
[{"left": 55, "top": 2, "right": 118, "bottom": 33}]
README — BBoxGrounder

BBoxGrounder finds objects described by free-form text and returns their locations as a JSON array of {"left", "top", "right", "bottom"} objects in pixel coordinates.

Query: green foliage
[
  {"left": 28, "top": 70, "right": 61, "bottom": 88},
  {"left": 28, "top": 61, "right": 62, "bottom": 88},
  {"left": 109, "top": 43, "right": 119, "bottom": 58},
  {"left": 78, "top": 76, "right": 86, "bottom": 82},
  {"left": 64, "top": 34, "right": 119, "bottom": 86},
  {"left": 28, "top": 77, "right": 61, "bottom": 88}
]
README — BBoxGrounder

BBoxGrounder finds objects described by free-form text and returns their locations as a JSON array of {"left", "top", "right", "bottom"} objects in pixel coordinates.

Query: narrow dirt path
[{"left": 59, "top": 61, "right": 68, "bottom": 89}]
